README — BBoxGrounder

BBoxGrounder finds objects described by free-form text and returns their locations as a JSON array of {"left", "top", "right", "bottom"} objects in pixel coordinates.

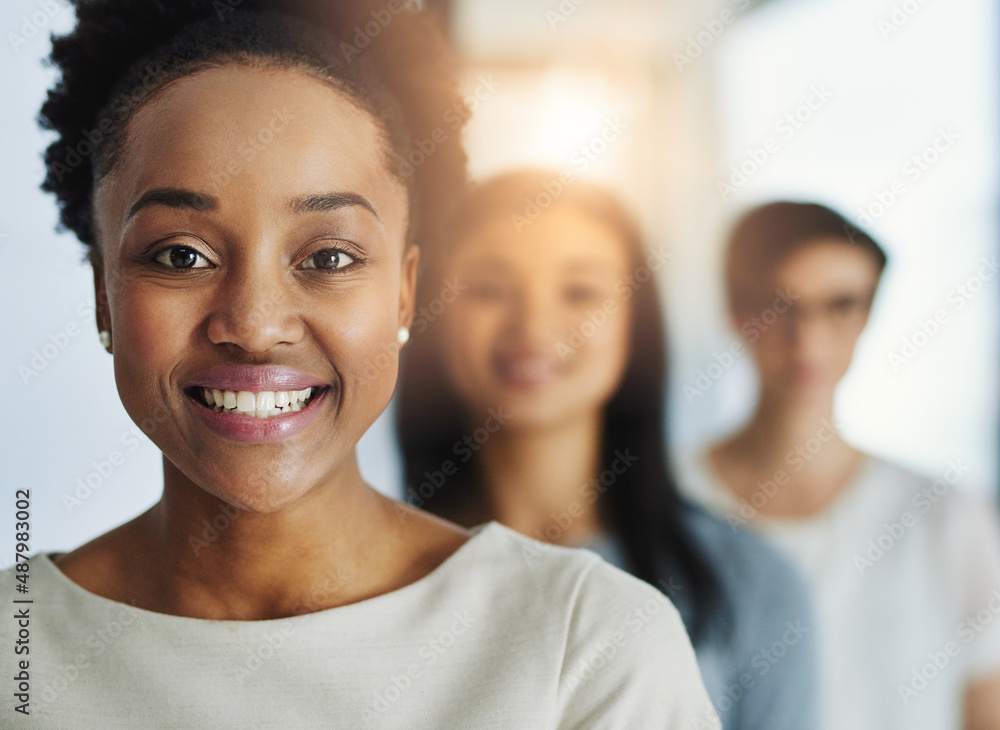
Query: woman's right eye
[
  {"left": 563, "top": 284, "right": 600, "bottom": 304},
  {"left": 152, "top": 246, "right": 212, "bottom": 269}
]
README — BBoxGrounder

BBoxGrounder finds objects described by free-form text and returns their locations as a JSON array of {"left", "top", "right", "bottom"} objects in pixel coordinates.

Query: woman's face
[
  {"left": 91, "top": 65, "right": 416, "bottom": 512},
  {"left": 437, "top": 203, "right": 633, "bottom": 428},
  {"left": 735, "top": 238, "right": 880, "bottom": 401}
]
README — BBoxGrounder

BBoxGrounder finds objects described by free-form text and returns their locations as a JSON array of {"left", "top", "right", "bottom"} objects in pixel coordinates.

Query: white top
[
  {"left": 0, "top": 521, "right": 719, "bottom": 729},
  {"left": 676, "top": 450, "right": 1000, "bottom": 730}
]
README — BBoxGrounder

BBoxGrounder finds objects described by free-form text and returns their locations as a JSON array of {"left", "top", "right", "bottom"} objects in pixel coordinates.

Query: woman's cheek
[
  {"left": 575, "top": 304, "right": 631, "bottom": 382},
  {"left": 114, "top": 285, "right": 188, "bottom": 376},
  {"left": 326, "top": 292, "right": 400, "bottom": 403}
]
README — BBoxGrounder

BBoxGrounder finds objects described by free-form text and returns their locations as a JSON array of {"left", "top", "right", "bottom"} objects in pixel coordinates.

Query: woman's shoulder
[
  {"left": 463, "top": 522, "right": 698, "bottom": 661},
  {"left": 467, "top": 521, "right": 686, "bottom": 610},
  {"left": 466, "top": 523, "right": 718, "bottom": 727}
]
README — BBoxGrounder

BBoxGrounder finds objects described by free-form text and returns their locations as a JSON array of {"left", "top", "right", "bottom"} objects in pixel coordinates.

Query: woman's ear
[
  {"left": 89, "top": 246, "right": 111, "bottom": 336},
  {"left": 726, "top": 301, "right": 746, "bottom": 339},
  {"left": 399, "top": 244, "right": 421, "bottom": 332}
]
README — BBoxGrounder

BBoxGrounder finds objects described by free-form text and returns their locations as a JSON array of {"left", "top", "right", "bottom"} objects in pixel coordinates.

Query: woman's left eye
[
  {"left": 153, "top": 246, "right": 211, "bottom": 269},
  {"left": 301, "top": 249, "right": 356, "bottom": 270}
]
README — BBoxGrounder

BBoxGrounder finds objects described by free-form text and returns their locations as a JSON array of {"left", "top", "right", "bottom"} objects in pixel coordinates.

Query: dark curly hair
[{"left": 39, "top": 0, "right": 468, "bottom": 255}]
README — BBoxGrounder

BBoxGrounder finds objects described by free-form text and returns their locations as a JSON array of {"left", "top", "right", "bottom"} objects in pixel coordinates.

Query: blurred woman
[
  {"left": 398, "top": 170, "right": 818, "bottom": 729},
  {"left": 676, "top": 201, "right": 1000, "bottom": 729}
]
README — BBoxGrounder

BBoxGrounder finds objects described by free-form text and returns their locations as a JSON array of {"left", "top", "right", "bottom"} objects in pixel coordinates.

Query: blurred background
[{"left": 1, "top": 0, "right": 997, "bottom": 555}]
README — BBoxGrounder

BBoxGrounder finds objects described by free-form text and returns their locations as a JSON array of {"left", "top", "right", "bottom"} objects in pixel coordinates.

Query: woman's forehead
[
  {"left": 97, "top": 65, "right": 406, "bottom": 232},
  {"left": 455, "top": 206, "right": 631, "bottom": 267}
]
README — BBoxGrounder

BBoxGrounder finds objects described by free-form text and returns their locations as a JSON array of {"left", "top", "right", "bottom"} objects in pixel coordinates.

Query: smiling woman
[{"left": 0, "top": 0, "right": 718, "bottom": 727}]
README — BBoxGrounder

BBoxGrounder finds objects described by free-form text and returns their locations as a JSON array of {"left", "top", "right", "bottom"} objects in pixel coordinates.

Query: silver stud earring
[
  {"left": 98, "top": 329, "right": 112, "bottom": 350},
  {"left": 397, "top": 327, "right": 410, "bottom": 346}
]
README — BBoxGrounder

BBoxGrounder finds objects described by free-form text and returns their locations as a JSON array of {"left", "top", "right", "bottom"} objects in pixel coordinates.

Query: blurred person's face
[
  {"left": 437, "top": 203, "right": 633, "bottom": 428},
  {"left": 734, "top": 238, "right": 880, "bottom": 401},
  {"left": 90, "top": 65, "right": 416, "bottom": 512}
]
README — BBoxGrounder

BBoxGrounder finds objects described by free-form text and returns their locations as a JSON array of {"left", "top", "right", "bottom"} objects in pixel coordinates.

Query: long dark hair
[{"left": 396, "top": 170, "right": 726, "bottom": 643}]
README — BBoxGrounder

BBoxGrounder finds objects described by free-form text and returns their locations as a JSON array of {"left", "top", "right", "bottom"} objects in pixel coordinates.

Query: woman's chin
[
  {"left": 486, "top": 397, "right": 585, "bottom": 432},
  {"left": 178, "top": 467, "right": 315, "bottom": 515}
]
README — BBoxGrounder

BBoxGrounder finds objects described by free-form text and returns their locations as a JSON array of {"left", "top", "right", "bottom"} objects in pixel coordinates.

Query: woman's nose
[
  {"left": 205, "top": 258, "right": 305, "bottom": 353},
  {"left": 508, "top": 286, "right": 564, "bottom": 346}
]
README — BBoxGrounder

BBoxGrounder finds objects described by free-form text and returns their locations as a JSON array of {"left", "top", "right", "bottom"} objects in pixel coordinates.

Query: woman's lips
[
  {"left": 493, "top": 352, "right": 565, "bottom": 388},
  {"left": 184, "top": 385, "right": 329, "bottom": 443}
]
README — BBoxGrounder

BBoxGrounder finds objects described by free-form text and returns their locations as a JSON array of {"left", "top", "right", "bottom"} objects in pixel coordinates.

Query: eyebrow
[
  {"left": 290, "top": 192, "right": 380, "bottom": 221},
  {"left": 126, "top": 188, "right": 215, "bottom": 220},
  {"left": 125, "top": 188, "right": 380, "bottom": 222}
]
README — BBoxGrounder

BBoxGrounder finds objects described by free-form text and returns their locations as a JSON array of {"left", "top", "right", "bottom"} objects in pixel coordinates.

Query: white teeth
[
  {"left": 255, "top": 391, "right": 276, "bottom": 411},
  {"left": 197, "top": 386, "right": 320, "bottom": 418},
  {"left": 236, "top": 391, "right": 256, "bottom": 413}
]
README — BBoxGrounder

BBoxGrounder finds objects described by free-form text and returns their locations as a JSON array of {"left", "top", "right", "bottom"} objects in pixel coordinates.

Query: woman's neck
[
  {"left": 58, "top": 454, "right": 467, "bottom": 620},
  {"left": 477, "top": 412, "right": 604, "bottom": 546}
]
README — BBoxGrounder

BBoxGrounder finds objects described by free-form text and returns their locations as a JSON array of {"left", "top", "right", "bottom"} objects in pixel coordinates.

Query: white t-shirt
[
  {"left": 0, "top": 521, "right": 719, "bottom": 729},
  {"left": 676, "top": 450, "right": 1000, "bottom": 730}
]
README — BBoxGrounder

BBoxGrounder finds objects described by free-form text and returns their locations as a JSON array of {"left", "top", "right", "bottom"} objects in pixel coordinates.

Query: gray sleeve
[
  {"left": 686, "top": 511, "right": 819, "bottom": 730},
  {"left": 729, "top": 564, "right": 818, "bottom": 730}
]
